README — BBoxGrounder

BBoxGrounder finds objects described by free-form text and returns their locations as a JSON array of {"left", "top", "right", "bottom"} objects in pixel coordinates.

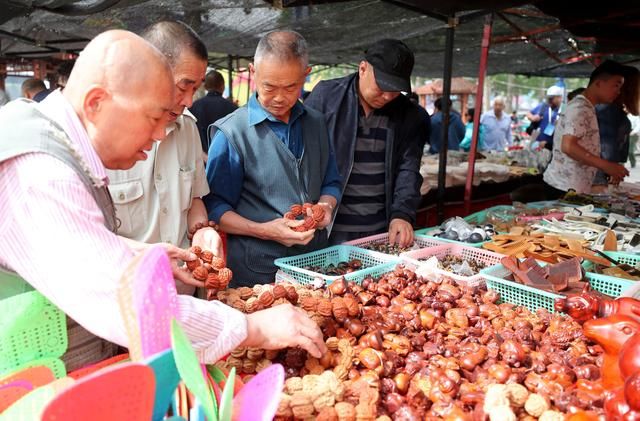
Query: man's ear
[
  {"left": 83, "top": 85, "right": 109, "bottom": 122},
  {"left": 358, "top": 61, "right": 367, "bottom": 77}
]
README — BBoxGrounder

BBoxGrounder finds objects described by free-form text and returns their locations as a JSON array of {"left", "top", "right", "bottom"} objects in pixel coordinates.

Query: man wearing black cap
[{"left": 305, "top": 39, "right": 430, "bottom": 247}]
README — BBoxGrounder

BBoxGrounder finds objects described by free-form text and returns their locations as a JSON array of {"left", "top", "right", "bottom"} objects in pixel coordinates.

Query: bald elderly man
[
  {"left": 0, "top": 30, "right": 326, "bottom": 371},
  {"left": 480, "top": 96, "right": 513, "bottom": 151}
]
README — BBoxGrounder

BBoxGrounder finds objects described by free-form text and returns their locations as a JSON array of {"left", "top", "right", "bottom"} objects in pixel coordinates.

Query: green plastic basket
[
  {"left": 413, "top": 229, "right": 487, "bottom": 248},
  {"left": 480, "top": 263, "right": 634, "bottom": 313},
  {"left": 0, "top": 291, "right": 67, "bottom": 377},
  {"left": 582, "top": 251, "right": 640, "bottom": 273},
  {"left": 274, "top": 245, "right": 399, "bottom": 286}
]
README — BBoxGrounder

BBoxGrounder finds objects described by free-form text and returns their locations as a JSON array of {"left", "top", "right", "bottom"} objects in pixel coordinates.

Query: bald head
[
  {"left": 64, "top": 30, "right": 175, "bottom": 170},
  {"left": 65, "top": 30, "right": 172, "bottom": 104}
]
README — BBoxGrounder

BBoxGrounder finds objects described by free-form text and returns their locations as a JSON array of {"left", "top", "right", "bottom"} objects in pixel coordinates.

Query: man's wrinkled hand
[
  {"left": 241, "top": 303, "right": 327, "bottom": 358},
  {"left": 261, "top": 218, "right": 316, "bottom": 247}
]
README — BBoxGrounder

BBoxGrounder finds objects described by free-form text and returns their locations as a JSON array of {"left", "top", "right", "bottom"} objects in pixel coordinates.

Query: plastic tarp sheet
[{"left": 0, "top": 0, "right": 638, "bottom": 77}]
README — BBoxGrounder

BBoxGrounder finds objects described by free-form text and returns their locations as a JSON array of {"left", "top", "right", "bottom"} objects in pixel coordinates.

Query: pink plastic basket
[
  {"left": 344, "top": 233, "right": 444, "bottom": 256},
  {"left": 400, "top": 243, "right": 505, "bottom": 287}
]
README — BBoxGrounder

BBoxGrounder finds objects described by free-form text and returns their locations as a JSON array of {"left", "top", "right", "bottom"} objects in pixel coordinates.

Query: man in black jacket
[
  {"left": 190, "top": 70, "right": 238, "bottom": 154},
  {"left": 305, "top": 39, "right": 430, "bottom": 247}
]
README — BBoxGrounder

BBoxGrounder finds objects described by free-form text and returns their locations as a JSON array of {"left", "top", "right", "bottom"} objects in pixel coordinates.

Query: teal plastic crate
[
  {"left": 274, "top": 245, "right": 399, "bottom": 286},
  {"left": 480, "top": 263, "right": 634, "bottom": 313},
  {"left": 413, "top": 229, "right": 487, "bottom": 248},
  {"left": 582, "top": 251, "right": 640, "bottom": 273}
]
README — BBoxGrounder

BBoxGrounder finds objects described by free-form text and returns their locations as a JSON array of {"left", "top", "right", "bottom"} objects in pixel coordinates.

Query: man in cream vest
[{"left": 107, "top": 21, "right": 223, "bottom": 295}]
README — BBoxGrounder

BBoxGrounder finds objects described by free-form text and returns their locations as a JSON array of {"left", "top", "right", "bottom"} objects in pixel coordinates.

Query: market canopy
[{"left": 0, "top": 0, "right": 639, "bottom": 77}]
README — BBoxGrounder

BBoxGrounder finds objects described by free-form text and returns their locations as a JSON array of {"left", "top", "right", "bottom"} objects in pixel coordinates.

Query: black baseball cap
[{"left": 365, "top": 39, "right": 414, "bottom": 93}]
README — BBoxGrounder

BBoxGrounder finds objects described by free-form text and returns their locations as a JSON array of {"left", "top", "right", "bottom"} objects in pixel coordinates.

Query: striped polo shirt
[{"left": 333, "top": 111, "right": 388, "bottom": 233}]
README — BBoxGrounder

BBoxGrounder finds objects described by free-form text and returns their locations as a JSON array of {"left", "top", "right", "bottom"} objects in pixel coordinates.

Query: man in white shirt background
[{"left": 480, "top": 96, "right": 513, "bottom": 151}]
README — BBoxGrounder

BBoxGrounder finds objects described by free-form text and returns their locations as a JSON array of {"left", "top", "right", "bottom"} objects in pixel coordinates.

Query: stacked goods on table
[
  {"left": 215, "top": 266, "right": 606, "bottom": 420},
  {"left": 560, "top": 191, "right": 612, "bottom": 210},
  {"left": 481, "top": 203, "right": 640, "bottom": 256},
  {"left": 559, "top": 190, "right": 640, "bottom": 218},
  {"left": 497, "top": 257, "right": 586, "bottom": 295},
  {"left": 482, "top": 226, "right": 613, "bottom": 265},
  {"left": 480, "top": 253, "right": 633, "bottom": 313},
  {"left": 586, "top": 252, "right": 640, "bottom": 280},
  {"left": 529, "top": 216, "right": 640, "bottom": 254}
]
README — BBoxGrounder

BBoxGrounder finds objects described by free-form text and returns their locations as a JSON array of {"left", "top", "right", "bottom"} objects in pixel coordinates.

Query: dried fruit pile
[
  {"left": 215, "top": 266, "right": 603, "bottom": 419},
  {"left": 303, "top": 259, "right": 364, "bottom": 276},
  {"left": 216, "top": 283, "right": 298, "bottom": 313}
]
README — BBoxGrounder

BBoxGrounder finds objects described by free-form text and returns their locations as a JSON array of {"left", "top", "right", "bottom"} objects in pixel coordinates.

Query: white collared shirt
[{"left": 107, "top": 109, "right": 209, "bottom": 249}]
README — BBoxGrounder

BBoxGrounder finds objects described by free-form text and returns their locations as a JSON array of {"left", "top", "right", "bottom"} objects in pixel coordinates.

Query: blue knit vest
[{"left": 214, "top": 105, "right": 329, "bottom": 286}]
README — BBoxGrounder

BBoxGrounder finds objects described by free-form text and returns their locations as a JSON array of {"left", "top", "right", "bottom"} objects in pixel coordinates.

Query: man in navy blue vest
[
  {"left": 205, "top": 31, "right": 342, "bottom": 286},
  {"left": 305, "top": 39, "right": 430, "bottom": 248}
]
